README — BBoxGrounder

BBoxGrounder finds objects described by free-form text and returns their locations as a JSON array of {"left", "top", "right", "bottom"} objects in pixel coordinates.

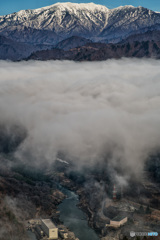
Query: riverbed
[{"left": 58, "top": 187, "right": 99, "bottom": 240}]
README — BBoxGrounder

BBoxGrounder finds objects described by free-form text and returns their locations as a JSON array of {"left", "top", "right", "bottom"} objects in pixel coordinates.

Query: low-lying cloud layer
[{"left": 0, "top": 59, "right": 160, "bottom": 178}]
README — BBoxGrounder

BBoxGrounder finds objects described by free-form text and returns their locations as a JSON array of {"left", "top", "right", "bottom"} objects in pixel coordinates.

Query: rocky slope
[
  {"left": 0, "top": 158, "right": 65, "bottom": 240},
  {"left": 0, "top": 3, "right": 160, "bottom": 45}
]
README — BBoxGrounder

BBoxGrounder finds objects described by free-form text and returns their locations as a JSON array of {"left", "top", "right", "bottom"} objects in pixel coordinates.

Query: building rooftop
[
  {"left": 103, "top": 206, "right": 119, "bottom": 219},
  {"left": 41, "top": 219, "right": 57, "bottom": 229},
  {"left": 112, "top": 215, "right": 127, "bottom": 221}
]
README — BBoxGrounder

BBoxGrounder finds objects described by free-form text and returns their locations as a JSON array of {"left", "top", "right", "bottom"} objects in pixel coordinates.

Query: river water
[
  {"left": 27, "top": 231, "right": 37, "bottom": 240},
  {"left": 58, "top": 187, "right": 99, "bottom": 240}
]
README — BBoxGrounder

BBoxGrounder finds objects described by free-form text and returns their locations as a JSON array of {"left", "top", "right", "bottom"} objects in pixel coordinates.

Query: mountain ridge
[
  {"left": 0, "top": 2, "right": 160, "bottom": 45},
  {"left": 27, "top": 39, "right": 160, "bottom": 61},
  {"left": 0, "top": 35, "right": 53, "bottom": 60}
]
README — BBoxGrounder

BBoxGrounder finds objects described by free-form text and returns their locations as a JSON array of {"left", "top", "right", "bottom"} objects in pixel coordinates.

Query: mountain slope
[
  {"left": 0, "top": 3, "right": 160, "bottom": 45},
  {"left": 120, "top": 30, "right": 160, "bottom": 43},
  {"left": 99, "top": 6, "right": 160, "bottom": 42},
  {"left": 55, "top": 36, "right": 92, "bottom": 50},
  {"left": 0, "top": 3, "right": 109, "bottom": 45},
  {"left": 0, "top": 35, "right": 53, "bottom": 60},
  {"left": 27, "top": 40, "right": 160, "bottom": 61}
]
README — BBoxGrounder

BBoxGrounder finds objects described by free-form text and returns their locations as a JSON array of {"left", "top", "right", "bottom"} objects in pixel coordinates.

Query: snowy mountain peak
[
  {"left": 0, "top": 2, "right": 160, "bottom": 45},
  {"left": 39, "top": 2, "right": 107, "bottom": 11},
  {"left": 17, "top": 2, "right": 109, "bottom": 15},
  {"left": 115, "top": 5, "right": 135, "bottom": 9},
  {"left": 50, "top": 2, "right": 109, "bottom": 11}
]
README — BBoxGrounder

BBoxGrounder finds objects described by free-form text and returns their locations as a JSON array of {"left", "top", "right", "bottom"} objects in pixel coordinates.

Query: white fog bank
[{"left": 0, "top": 59, "right": 160, "bottom": 177}]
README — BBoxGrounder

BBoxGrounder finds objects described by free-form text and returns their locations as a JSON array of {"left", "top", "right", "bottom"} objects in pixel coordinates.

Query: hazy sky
[{"left": 0, "top": 0, "right": 160, "bottom": 16}]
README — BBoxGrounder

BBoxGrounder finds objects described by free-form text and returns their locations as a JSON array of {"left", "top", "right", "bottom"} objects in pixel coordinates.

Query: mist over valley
[{"left": 0, "top": 59, "right": 160, "bottom": 240}]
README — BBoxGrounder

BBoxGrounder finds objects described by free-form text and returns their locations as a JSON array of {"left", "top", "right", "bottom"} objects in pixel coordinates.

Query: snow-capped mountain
[
  {"left": 0, "top": 2, "right": 160, "bottom": 45},
  {"left": 99, "top": 6, "right": 160, "bottom": 42}
]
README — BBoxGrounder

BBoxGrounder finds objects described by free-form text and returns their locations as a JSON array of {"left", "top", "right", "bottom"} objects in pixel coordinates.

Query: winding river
[{"left": 58, "top": 187, "right": 99, "bottom": 240}]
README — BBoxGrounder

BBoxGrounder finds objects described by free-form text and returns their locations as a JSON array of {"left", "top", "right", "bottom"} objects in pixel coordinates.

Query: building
[
  {"left": 106, "top": 215, "right": 128, "bottom": 228},
  {"left": 41, "top": 219, "right": 58, "bottom": 239}
]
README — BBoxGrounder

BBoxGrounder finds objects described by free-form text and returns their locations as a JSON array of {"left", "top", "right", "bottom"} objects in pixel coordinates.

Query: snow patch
[{"left": 56, "top": 158, "right": 69, "bottom": 165}]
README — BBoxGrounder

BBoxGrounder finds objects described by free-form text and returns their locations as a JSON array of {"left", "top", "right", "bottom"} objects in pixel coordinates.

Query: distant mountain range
[
  {"left": 27, "top": 39, "right": 160, "bottom": 61},
  {"left": 0, "top": 35, "right": 53, "bottom": 60},
  {"left": 0, "top": 2, "right": 160, "bottom": 61}
]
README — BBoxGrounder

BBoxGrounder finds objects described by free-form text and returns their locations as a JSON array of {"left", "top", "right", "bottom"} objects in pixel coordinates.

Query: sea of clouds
[{"left": 0, "top": 59, "right": 160, "bottom": 179}]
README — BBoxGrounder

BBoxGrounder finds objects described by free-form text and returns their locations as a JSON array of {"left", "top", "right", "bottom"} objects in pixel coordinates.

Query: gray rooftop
[
  {"left": 41, "top": 219, "right": 57, "bottom": 229},
  {"left": 112, "top": 215, "right": 127, "bottom": 222}
]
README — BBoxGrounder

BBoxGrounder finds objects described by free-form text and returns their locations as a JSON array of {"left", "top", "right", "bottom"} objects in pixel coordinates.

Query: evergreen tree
[
  {"left": 139, "top": 205, "right": 144, "bottom": 214},
  {"left": 146, "top": 205, "right": 152, "bottom": 214},
  {"left": 123, "top": 237, "right": 128, "bottom": 240}
]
